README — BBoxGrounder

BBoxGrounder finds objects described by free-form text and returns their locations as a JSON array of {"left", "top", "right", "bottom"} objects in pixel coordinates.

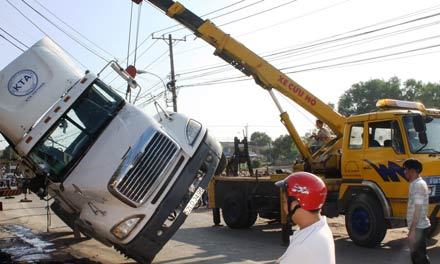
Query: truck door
[
  {"left": 363, "top": 120, "right": 409, "bottom": 217},
  {"left": 342, "top": 123, "right": 365, "bottom": 180}
]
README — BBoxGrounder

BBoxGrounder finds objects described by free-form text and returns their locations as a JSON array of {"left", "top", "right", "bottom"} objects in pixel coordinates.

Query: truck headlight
[
  {"left": 186, "top": 119, "right": 202, "bottom": 145},
  {"left": 111, "top": 215, "right": 144, "bottom": 240}
]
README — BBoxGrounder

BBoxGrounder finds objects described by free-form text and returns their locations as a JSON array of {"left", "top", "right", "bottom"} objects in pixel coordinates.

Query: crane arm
[{"left": 143, "top": 1, "right": 347, "bottom": 160}]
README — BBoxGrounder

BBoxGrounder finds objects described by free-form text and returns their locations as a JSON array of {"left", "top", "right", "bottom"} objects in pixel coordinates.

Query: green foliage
[
  {"left": 272, "top": 134, "right": 298, "bottom": 164},
  {"left": 250, "top": 131, "right": 272, "bottom": 146},
  {"left": 338, "top": 77, "right": 400, "bottom": 116},
  {"left": 338, "top": 77, "right": 440, "bottom": 116},
  {"left": 251, "top": 159, "right": 262, "bottom": 169}
]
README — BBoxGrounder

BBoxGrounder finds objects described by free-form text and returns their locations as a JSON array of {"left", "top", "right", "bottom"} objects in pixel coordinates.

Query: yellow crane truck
[{"left": 144, "top": 0, "right": 440, "bottom": 247}]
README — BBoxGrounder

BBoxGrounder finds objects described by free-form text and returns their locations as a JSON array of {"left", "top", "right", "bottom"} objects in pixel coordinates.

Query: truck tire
[
  {"left": 428, "top": 217, "right": 440, "bottom": 238},
  {"left": 50, "top": 202, "right": 76, "bottom": 230},
  {"left": 221, "top": 193, "right": 257, "bottom": 229},
  {"left": 345, "top": 194, "right": 387, "bottom": 247}
]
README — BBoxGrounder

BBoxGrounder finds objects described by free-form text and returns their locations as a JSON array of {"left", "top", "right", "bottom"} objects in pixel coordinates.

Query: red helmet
[{"left": 275, "top": 172, "right": 327, "bottom": 211}]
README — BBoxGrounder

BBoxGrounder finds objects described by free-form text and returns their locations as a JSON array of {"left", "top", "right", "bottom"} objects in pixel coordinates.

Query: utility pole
[
  {"left": 168, "top": 34, "right": 177, "bottom": 112},
  {"left": 152, "top": 34, "right": 186, "bottom": 112}
]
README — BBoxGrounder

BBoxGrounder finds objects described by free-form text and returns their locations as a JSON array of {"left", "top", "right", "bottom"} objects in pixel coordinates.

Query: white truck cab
[{"left": 0, "top": 38, "right": 223, "bottom": 263}]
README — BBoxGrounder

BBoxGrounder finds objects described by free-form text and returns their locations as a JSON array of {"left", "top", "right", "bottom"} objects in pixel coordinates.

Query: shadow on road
[{"left": 156, "top": 210, "right": 440, "bottom": 264}]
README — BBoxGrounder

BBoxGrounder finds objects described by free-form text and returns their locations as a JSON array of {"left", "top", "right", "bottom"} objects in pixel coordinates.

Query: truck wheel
[
  {"left": 50, "top": 202, "right": 76, "bottom": 230},
  {"left": 345, "top": 194, "right": 387, "bottom": 247},
  {"left": 428, "top": 217, "right": 440, "bottom": 238},
  {"left": 222, "top": 193, "right": 257, "bottom": 229}
]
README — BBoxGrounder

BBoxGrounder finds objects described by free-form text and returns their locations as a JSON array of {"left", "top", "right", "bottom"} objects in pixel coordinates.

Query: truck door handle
[
  {"left": 363, "top": 167, "right": 372, "bottom": 170},
  {"left": 395, "top": 159, "right": 404, "bottom": 162}
]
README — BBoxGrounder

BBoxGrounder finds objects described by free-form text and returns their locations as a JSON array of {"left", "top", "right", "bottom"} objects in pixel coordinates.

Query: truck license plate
[{"left": 183, "top": 187, "right": 204, "bottom": 215}]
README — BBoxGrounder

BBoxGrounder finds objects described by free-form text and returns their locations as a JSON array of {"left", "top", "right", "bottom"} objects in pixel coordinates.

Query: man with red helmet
[{"left": 275, "top": 172, "right": 335, "bottom": 264}]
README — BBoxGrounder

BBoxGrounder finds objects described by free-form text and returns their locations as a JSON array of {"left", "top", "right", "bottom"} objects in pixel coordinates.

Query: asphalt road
[{"left": 0, "top": 194, "right": 439, "bottom": 263}]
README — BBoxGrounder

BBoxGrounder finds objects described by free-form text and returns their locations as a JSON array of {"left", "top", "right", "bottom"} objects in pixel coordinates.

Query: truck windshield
[
  {"left": 28, "top": 80, "right": 124, "bottom": 181},
  {"left": 403, "top": 115, "right": 440, "bottom": 154}
]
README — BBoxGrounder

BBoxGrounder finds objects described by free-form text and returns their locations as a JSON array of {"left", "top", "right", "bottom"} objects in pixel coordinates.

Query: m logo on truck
[{"left": 8, "top": 70, "right": 39, "bottom": 96}]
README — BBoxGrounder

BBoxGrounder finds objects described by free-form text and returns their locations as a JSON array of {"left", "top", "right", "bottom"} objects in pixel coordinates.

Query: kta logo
[
  {"left": 364, "top": 160, "right": 407, "bottom": 182},
  {"left": 7, "top": 70, "right": 39, "bottom": 97}
]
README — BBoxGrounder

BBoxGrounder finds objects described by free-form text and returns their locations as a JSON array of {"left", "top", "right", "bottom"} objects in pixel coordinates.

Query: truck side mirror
[
  {"left": 412, "top": 115, "right": 426, "bottom": 133},
  {"left": 418, "top": 131, "right": 428, "bottom": 145}
]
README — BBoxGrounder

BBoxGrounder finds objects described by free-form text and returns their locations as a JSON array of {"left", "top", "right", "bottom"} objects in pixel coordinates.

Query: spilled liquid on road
[{"left": 0, "top": 224, "right": 100, "bottom": 263}]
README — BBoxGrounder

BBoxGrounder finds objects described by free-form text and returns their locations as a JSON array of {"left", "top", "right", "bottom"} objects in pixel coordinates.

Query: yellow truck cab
[
  {"left": 141, "top": 0, "right": 440, "bottom": 248},
  {"left": 338, "top": 99, "right": 440, "bottom": 246}
]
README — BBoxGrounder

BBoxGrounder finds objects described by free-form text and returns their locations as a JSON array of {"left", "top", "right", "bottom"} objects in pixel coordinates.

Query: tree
[
  {"left": 402, "top": 79, "right": 440, "bottom": 108},
  {"left": 250, "top": 131, "right": 272, "bottom": 146},
  {"left": 338, "top": 77, "right": 401, "bottom": 116},
  {"left": 338, "top": 77, "right": 440, "bottom": 116},
  {"left": 272, "top": 135, "right": 298, "bottom": 164}
]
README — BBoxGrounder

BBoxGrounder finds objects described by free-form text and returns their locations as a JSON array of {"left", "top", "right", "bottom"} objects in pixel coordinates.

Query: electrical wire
[
  {"left": 285, "top": 43, "right": 440, "bottom": 74},
  {"left": 176, "top": 42, "right": 440, "bottom": 88},
  {"left": 280, "top": 34, "right": 440, "bottom": 71},
  {"left": 20, "top": 0, "right": 110, "bottom": 62},
  {"left": 177, "top": 18, "right": 440, "bottom": 81},
  {"left": 175, "top": 2, "right": 440, "bottom": 69},
  {"left": 175, "top": 12, "right": 440, "bottom": 81},
  {"left": 0, "top": 33, "right": 25, "bottom": 52},
  {"left": 219, "top": 0, "right": 298, "bottom": 27},
  {"left": 150, "top": 0, "right": 248, "bottom": 35},
  {"left": 5, "top": 0, "right": 87, "bottom": 68},
  {"left": 0, "top": 26, "right": 29, "bottom": 49},
  {"left": 31, "top": 0, "right": 116, "bottom": 59},
  {"left": 163, "top": 0, "right": 265, "bottom": 35}
]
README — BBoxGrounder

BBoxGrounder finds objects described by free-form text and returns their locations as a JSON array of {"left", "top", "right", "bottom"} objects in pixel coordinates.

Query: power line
[
  {"left": 175, "top": 2, "right": 440, "bottom": 71},
  {"left": 5, "top": 0, "right": 87, "bottom": 68},
  {"left": 20, "top": 0, "right": 110, "bottom": 62},
  {"left": 268, "top": 19, "right": 440, "bottom": 63},
  {"left": 150, "top": 0, "right": 249, "bottom": 36},
  {"left": 285, "top": 43, "right": 440, "bottom": 74},
  {"left": 175, "top": 12, "right": 440, "bottom": 81},
  {"left": 0, "top": 26, "right": 29, "bottom": 49},
  {"left": 102, "top": 39, "right": 160, "bottom": 83},
  {"left": 218, "top": 0, "right": 299, "bottom": 27},
  {"left": 177, "top": 43, "right": 440, "bottom": 88},
  {"left": 0, "top": 33, "right": 25, "bottom": 52},
  {"left": 31, "top": 0, "right": 116, "bottom": 59},
  {"left": 163, "top": 0, "right": 265, "bottom": 36},
  {"left": 238, "top": 0, "right": 352, "bottom": 38},
  {"left": 177, "top": 18, "right": 440, "bottom": 81},
  {"left": 265, "top": 11, "right": 440, "bottom": 58},
  {"left": 280, "top": 34, "right": 440, "bottom": 71}
]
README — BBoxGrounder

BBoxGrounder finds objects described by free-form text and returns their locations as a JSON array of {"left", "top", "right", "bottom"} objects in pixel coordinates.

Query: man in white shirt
[
  {"left": 311, "top": 120, "right": 331, "bottom": 144},
  {"left": 275, "top": 172, "right": 335, "bottom": 264},
  {"left": 404, "top": 158, "right": 431, "bottom": 264}
]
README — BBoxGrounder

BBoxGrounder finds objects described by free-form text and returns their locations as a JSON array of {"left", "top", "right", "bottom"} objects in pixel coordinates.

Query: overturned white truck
[{"left": 0, "top": 38, "right": 223, "bottom": 263}]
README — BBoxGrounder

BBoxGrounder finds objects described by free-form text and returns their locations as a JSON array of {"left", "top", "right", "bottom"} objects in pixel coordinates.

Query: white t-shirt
[
  {"left": 407, "top": 177, "right": 431, "bottom": 229},
  {"left": 278, "top": 217, "right": 335, "bottom": 264}
]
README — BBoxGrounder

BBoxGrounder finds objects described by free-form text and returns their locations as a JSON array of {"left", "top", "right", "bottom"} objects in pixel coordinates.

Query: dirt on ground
[{"left": 0, "top": 194, "right": 438, "bottom": 263}]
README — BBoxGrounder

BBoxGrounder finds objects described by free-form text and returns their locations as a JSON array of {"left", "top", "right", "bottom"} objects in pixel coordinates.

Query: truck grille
[{"left": 115, "top": 132, "right": 179, "bottom": 205}]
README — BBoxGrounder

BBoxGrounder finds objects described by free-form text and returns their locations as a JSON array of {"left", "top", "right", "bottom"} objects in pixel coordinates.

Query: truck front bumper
[{"left": 114, "top": 132, "right": 221, "bottom": 263}]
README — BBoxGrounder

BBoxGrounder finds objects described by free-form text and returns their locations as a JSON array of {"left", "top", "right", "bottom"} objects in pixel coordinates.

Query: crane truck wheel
[
  {"left": 221, "top": 193, "right": 257, "bottom": 229},
  {"left": 428, "top": 217, "right": 440, "bottom": 238},
  {"left": 345, "top": 194, "right": 387, "bottom": 247}
]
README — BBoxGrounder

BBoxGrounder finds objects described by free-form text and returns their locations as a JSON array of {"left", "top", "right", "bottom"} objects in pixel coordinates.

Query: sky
[{"left": 1, "top": 0, "right": 440, "bottom": 149}]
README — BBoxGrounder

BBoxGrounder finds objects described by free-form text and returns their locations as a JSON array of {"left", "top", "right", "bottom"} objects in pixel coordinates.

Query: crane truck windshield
[
  {"left": 403, "top": 115, "right": 440, "bottom": 154},
  {"left": 28, "top": 80, "right": 124, "bottom": 180}
]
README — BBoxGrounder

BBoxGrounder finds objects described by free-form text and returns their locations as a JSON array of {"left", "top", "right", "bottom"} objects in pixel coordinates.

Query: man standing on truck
[
  {"left": 275, "top": 172, "right": 335, "bottom": 264},
  {"left": 309, "top": 119, "right": 331, "bottom": 152},
  {"left": 404, "top": 158, "right": 431, "bottom": 264}
]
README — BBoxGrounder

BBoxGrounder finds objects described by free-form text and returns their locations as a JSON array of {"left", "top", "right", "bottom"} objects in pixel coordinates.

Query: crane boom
[{"left": 143, "top": 0, "right": 347, "bottom": 159}]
